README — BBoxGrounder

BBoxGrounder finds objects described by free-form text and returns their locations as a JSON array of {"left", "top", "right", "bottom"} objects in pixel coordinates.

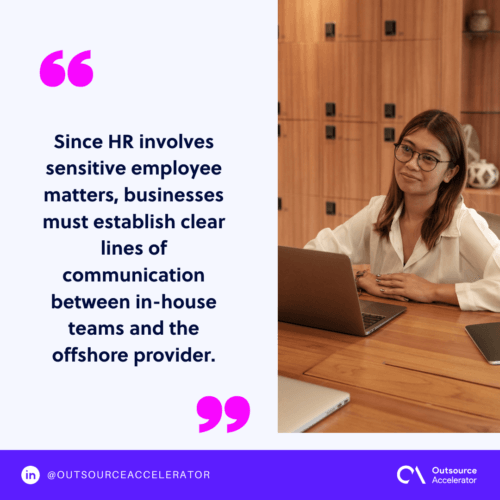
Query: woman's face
[{"left": 395, "top": 128, "right": 459, "bottom": 198}]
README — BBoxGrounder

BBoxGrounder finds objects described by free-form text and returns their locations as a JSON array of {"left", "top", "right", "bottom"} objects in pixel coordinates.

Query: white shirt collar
[{"left": 391, "top": 195, "right": 464, "bottom": 238}]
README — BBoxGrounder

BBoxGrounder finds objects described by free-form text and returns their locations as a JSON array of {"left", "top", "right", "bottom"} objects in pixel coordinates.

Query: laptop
[
  {"left": 278, "top": 246, "right": 406, "bottom": 336},
  {"left": 278, "top": 376, "right": 350, "bottom": 433}
]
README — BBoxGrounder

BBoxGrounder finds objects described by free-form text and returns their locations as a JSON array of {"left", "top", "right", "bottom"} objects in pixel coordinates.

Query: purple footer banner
[{"left": 0, "top": 450, "right": 494, "bottom": 499}]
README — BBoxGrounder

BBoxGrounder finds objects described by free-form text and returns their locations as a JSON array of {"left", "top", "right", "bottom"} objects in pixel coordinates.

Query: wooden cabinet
[
  {"left": 320, "top": 198, "right": 369, "bottom": 229},
  {"left": 319, "top": 42, "right": 378, "bottom": 122},
  {"left": 278, "top": 194, "right": 324, "bottom": 248},
  {"left": 322, "top": 123, "right": 379, "bottom": 199},
  {"left": 380, "top": 41, "right": 441, "bottom": 124},
  {"left": 320, "top": 0, "right": 380, "bottom": 42},
  {"left": 279, "top": 194, "right": 375, "bottom": 249},
  {"left": 278, "top": 0, "right": 322, "bottom": 43},
  {"left": 278, "top": 43, "right": 318, "bottom": 120},
  {"left": 279, "top": 121, "right": 320, "bottom": 196},
  {"left": 381, "top": 0, "right": 441, "bottom": 40}
]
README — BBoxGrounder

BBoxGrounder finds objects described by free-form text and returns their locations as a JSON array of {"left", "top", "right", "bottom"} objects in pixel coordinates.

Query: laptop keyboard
[{"left": 362, "top": 313, "right": 386, "bottom": 330}]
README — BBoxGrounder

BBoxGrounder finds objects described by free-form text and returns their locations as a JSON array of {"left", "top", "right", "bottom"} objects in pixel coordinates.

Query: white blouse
[{"left": 304, "top": 195, "right": 500, "bottom": 312}]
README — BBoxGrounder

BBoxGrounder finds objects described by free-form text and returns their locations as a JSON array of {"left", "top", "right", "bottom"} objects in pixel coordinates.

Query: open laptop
[
  {"left": 278, "top": 246, "right": 406, "bottom": 336},
  {"left": 278, "top": 376, "right": 350, "bottom": 433}
]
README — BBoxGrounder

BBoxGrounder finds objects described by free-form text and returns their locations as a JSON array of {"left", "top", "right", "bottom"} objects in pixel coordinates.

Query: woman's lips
[{"left": 400, "top": 173, "right": 420, "bottom": 181}]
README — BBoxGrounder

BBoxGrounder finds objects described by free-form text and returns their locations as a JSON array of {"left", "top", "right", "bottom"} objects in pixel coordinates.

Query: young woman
[{"left": 305, "top": 109, "right": 500, "bottom": 312}]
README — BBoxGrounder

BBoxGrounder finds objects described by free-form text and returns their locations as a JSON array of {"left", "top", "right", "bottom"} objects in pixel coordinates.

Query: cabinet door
[
  {"left": 379, "top": 124, "right": 404, "bottom": 194},
  {"left": 279, "top": 121, "right": 320, "bottom": 196},
  {"left": 382, "top": 0, "right": 441, "bottom": 40},
  {"left": 278, "top": 194, "right": 324, "bottom": 248},
  {"left": 381, "top": 40, "right": 441, "bottom": 124},
  {"left": 279, "top": 0, "right": 322, "bottom": 43},
  {"left": 278, "top": 43, "right": 318, "bottom": 120},
  {"left": 323, "top": 123, "right": 379, "bottom": 199},
  {"left": 318, "top": 43, "right": 342, "bottom": 121},
  {"left": 321, "top": 0, "right": 380, "bottom": 42},
  {"left": 319, "top": 42, "right": 378, "bottom": 123},
  {"left": 342, "top": 43, "right": 378, "bottom": 122},
  {"left": 320, "top": 198, "right": 370, "bottom": 231}
]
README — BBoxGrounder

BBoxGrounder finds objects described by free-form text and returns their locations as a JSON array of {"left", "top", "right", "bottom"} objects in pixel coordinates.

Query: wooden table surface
[{"left": 278, "top": 294, "right": 500, "bottom": 432}]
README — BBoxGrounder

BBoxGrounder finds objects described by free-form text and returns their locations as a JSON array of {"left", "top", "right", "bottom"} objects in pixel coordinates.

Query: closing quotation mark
[
  {"left": 197, "top": 396, "right": 250, "bottom": 433},
  {"left": 40, "top": 50, "right": 93, "bottom": 87}
]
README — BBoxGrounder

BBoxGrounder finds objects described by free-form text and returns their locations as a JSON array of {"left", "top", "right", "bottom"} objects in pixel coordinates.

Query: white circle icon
[{"left": 22, "top": 466, "right": 40, "bottom": 485}]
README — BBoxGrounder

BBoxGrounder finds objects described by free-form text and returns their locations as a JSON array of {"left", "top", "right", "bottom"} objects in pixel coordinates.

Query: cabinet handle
[
  {"left": 326, "top": 125, "right": 336, "bottom": 139},
  {"left": 385, "top": 20, "right": 396, "bottom": 36},
  {"left": 325, "top": 23, "right": 335, "bottom": 38},
  {"left": 278, "top": 197, "right": 282, "bottom": 211},
  {"left": 326, "top": 102, "right": 336, "bottom": 117},
  {"left": 384, "top": 103, "right": 396, "bottom": 118},
  {"left": 278, "top": 124, "right": 281, "bottom": 138},
  {"left": 326, "top": 201, "right": 336, "bottom": 215},
  {"left": 384, "top": 128, "right": 395, "bottom": 142}
]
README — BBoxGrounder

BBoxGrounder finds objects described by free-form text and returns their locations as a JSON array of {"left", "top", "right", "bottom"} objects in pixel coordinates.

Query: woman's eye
[
  {"left": 402, "top": 145, "right": 411, "bottom": 153},
  {"left": 421, "top": 154, "right": 435, "bottom": 163}
]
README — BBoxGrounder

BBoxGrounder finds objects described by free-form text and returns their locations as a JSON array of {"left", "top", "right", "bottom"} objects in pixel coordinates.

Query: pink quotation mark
[
  {"left": 197, "top": 396, "right": 250, "bottom": 433},
  {"left": 40, "top": 50, "right": 93, "bottom": 87}
]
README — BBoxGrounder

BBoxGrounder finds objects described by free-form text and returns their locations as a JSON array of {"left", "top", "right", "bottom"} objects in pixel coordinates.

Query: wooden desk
[{"left": 278, "top": 296, "right": 500, "bottom": 432}]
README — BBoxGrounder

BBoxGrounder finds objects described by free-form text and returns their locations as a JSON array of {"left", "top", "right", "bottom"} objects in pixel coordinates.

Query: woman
[{"left": 305, "top": 109, "right": 500, "bottom": 312}]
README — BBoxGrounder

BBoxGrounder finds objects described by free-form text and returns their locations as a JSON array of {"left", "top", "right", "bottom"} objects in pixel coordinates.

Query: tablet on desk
[{"left": 465, "top": 323, "right": 500, "bottom": 365}]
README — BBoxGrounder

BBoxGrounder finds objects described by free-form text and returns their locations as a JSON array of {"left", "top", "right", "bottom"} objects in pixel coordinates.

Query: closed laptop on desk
[
  {"left": 278, "top": 246, "right": 406, "bottom": 336},
  {"left": 278, "top": 376, "right": 350, "bottom": 433}
]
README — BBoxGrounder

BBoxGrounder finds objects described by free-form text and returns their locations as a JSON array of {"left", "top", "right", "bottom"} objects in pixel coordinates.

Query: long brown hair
[{"left": 374, "top": 109, "right": 467, "bottom": 249}]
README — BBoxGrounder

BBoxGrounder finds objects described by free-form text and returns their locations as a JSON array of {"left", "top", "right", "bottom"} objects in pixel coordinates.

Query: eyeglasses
[{"left": 394, "top": 143, "right": 453, "bottom": 172}]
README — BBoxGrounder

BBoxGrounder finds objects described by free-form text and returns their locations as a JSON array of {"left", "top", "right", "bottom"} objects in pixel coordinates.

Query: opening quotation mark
[
  {"left": 40, "top": 50, "right": 93, "bottom": 87},
  {"left": 197, "top": 396, "right": 250, "bottom": 433}
]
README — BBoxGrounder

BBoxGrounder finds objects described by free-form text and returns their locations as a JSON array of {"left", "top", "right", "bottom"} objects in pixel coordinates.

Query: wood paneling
[
  {"left": 278, "top": 44, "right": 319, "bottom": 120},
  {"left": 319, "top": 42, "right": 378, "bottom": 122},
  {"left": 278, "top": 194, "right": 324, "bottom": 248},
  {"left": 321, "top": 198, "right": 369, "bottom": 230},
  {"left": 381, "top": 40, "right": 441, "bottom": 123},
  {"left": 318, "top": 43, "right": 342, "bottom": 120},
  {"left": 441, "top": 0, "right": 463, "bottom": 118},
  {"left": 323, "top": 122, "right": 379, "bottom": 199},
  {"left": 279, "top": 0, "right": 322, "bottom": 43},
  {"left": 381, "top": 0, "right": 442, "bottom": 41},
  {"left": 462, "top": 37, "right": 500, "bottom": 112},
  {"left": 278, "top": 120, "right": 320, "bottom": 196},
  {"left": 320, "top": 0, "right": 380, "bottom": 42},
  {"left": 462, "top": 0, "right": 500, "bottom": 112}
]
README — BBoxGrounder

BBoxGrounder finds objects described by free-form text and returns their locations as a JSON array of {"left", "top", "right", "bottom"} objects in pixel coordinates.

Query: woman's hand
[
  {"left": 357, "top": 272, "right": 408, "bottom": 302},
  {"left": 376, "top": 273, "right": 437, "bottom": 303}
]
